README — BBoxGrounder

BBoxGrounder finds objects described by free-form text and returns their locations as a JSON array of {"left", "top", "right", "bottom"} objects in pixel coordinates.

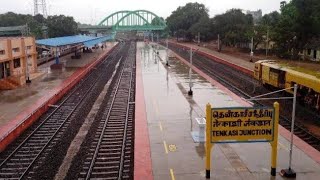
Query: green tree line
[
  {"left": 166, "top": 0, "right": 320, "bottom": 58},
  {"left": 0, "top": 12, "right": 78, "bottom": 39}
]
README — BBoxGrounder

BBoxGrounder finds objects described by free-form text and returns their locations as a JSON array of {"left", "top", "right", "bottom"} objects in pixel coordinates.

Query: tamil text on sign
[{"left": 211, "top": 107, "right": 274, "bottom": 143}]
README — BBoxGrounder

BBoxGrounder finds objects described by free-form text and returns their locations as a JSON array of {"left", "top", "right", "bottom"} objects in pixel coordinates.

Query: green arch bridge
[{"left": 80, "top": 10, "right": 166, "bottom": 32}]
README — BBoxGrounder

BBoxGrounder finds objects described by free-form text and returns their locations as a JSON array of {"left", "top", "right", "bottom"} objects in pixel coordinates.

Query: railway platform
[
  {"left": 135, "top": 42, "right": 320, "bottom": 180},
  {"left": 0, "top": 42, "right": 117, "bottom": 152},
  {"left": 169, "top": 41, "right": 254, "bottom": 74}
]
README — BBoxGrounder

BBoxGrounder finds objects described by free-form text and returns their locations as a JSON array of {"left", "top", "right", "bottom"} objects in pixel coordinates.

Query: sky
[{"left": 0, "top": 0, "right": 288, "bottom": 24}]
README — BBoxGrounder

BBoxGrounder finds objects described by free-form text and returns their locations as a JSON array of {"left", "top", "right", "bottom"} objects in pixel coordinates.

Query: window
[
  {"left": 26, "top": 46, "right": 32, "bottom": 50},
  {"left": 12, "top": 47, "right": 20, "bottom": 53},
  {"left": 0, "top": 50, "right": 5, "bottom": 55},
  {"left": 13, "top": 58, "right": 21, "bottom": 68}
]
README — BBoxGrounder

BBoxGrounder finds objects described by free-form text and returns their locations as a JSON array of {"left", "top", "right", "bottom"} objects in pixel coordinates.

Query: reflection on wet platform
[{"left": 138, "top": 41, "right": 320, "bottom": 180}]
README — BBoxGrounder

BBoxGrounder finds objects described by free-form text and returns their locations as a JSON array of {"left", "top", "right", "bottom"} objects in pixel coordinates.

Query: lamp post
[
  {"left": 25, "top": 47, "right": 31, "bottom": 83},
  {"left": 166, "top": 39, "right": 169, "bottom": 66},
  {"left": 250, "top": 37, "right": 254, "bottom": 62},
  {"left": 280, "top": 84, "right": 298, "bottom": 178},
  {"left": 218, "top": 34, "right": 220, "bottom": 52},
  {"left": 188, "top": 47, "right": 199, "bottom": 96},
  {"left": 266, "top": 28, "right": 269, "bottom": 58},
  {"left": 246, "top": 85, "right": 298, "bottom": 178}
]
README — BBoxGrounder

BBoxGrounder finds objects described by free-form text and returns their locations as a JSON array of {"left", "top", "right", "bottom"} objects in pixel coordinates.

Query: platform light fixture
[
  {"left": 247, "top": 84, "right": 298, "bottom": 178},
  {"left": 166, "top": 39, "right": 169, "bottom": 66},
  {"left": 250, "top": 37, "right": 254, "bottom": 62},
  {"left": 188, "top": 47, "right": 199, "bottom": 96},
  {"left": 25, "top": 45, "right": 31, "bottom": 84},
  {"left": 280, "top": 84, "right": 297, "bottom": 178}
]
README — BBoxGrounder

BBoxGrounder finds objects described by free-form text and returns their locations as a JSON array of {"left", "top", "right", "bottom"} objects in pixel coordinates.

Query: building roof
[
  {"left": 305, "top": 38, "right": 320, "bottom": 49},
  {"left": 0, "top": 25, "right": 27, "bottom": 32},
  {"left": 36, "top": 35, "right": 114, "bottom": 47},
  {"left": 0, "top": 25, "right": 27, "bottom": 36}
]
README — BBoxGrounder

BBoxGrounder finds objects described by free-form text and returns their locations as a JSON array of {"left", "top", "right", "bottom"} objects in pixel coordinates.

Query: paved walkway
[
  {"left": 136, "top": 42, "right": 320, "bottom": 180},
  {"left": 0, "top": 42, "right": 116, "bottom": 127},
  {"left": 174, "top": 41, "right": 320, "bottom": 73},
  {"left": 171, "top": 41, "right": 255, "bottom": 71}
]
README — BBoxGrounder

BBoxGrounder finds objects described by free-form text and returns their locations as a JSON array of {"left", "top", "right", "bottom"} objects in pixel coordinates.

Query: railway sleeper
[
  {"left": 100, "top": 140, "right": 123, "bottom": 145},
  {"left": 97, "top": 149, "right": 122, "bottom": 154},
  {"left": 93, "top": 165, "right": 119, "bottom": 171},
  {"left": 90, "top": 171, "right": 118, "bottom": 177}
]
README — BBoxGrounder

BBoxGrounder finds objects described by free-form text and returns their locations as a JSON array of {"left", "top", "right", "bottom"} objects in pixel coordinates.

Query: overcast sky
[{"left": 0, "top": 0, "right": 287, "bottom": 24}]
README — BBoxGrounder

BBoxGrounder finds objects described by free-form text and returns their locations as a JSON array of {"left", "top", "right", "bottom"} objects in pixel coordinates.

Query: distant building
[
  {"left": 246, "top": 9, "right": 262, "bottom": 24},
  {"left": 300, "top": 39, "right": 320, "bottom": 62},
  {"left": 0, "top": 37, "right": 38, "bottom": 90},
  {"left": 0, "top": 25, "right": 29, "bottom": 37}
]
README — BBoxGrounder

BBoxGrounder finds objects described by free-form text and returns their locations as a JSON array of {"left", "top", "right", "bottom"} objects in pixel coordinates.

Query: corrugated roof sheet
[
  {"left": 83, "top": 35, "right": 114, "bottom": 48},
  {"left": 0, "top": 25, "right": 27, "bottom": 32},
  {"left": 36, "top": 34, "right": 114, "bottom": 47},
  {"left": 36, "top": 35, "right": 100, "bottom": 47}
]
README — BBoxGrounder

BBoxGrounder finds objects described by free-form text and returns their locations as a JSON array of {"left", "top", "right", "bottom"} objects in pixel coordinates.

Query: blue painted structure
[{"left": 36, "top": 35, "right": 114, "bottom": 64}]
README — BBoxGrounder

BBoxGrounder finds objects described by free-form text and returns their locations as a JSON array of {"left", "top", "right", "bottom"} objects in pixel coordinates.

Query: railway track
[
  {"left": 76, "top": 42, "right": 135, "bottom": 180},
  {"left": 0, "top": 42, "right": 130, "bottom": 179},
  {"left": 167, "top": 44, "right": 320, "bottom": 152}
]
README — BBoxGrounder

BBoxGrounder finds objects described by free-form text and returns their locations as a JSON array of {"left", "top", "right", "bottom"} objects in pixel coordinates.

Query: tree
[
  {"left": 151, "top": 17, "right": 165, "bottom": 26},
  {"left": 246, "top": 11, "right": 280, "bottom": 50},
  {"left": 212, "top": 9, "right": 253, "bottom": 49},
  {"left": 189, "top": 16, "right": 214, "bottom": 41},
  {"left": 166, "top": 2, "right": 209, "bottom": 41},
  {"left": 46, "top": 15, "right": 78, "bottom": 38},
  {"left": 0, "top": 12, "right": 45, "bottom": 39},
  {"left": 274, "top": 0, "right": 320, "bottom": 58},
  {"left": 0, "top": 12, "right": 79, "bottom": 39},
  {"left": 151, "top": 17, "right": 168, "bottom": 38}
]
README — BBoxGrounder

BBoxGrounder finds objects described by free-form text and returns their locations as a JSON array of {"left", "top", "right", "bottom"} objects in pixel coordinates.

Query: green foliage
[
  {"left": 166, "top": 2, "right": 209, "bottom": 41},
  {"left": 245, "top": 11, "right": 281, "bottom": 50},
  {"left": 46, "top": 15, "right": 78, "bottom": 38},
  {"left": 0, "top": 12, "right": 79, "bottom": 39},
  {"left": 165, "top": 0, "right": 319, "bottom": 59},
  {"left": 212, "top": 9, "right": 253, "bottom": 47},
  {"left": 189, "top": 16, "right": 214, "bottom": 41},
  {"left": 151, "top": 17, "right": 165, "bottom": 26},
  {"left": 274, "top": 0, "right": 320, "bottom": 57},
  {"left": 0, "top": 12, "right": 44, "bottom": 38}
]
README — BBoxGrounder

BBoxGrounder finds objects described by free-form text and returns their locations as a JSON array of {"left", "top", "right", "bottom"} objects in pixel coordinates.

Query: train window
[{"left": 270, "top": 68, "right": 278, "bottom": 73}]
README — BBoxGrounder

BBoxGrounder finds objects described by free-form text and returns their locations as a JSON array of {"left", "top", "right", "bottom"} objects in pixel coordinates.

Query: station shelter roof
[
  {"left": 36, "top": 35, "right": 113, "bottom": 48},
  {"left": 0, "top": 25, "right": 27, "bottom": 36}
]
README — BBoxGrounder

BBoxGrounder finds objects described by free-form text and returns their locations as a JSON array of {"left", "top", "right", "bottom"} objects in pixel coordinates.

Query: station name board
[{"left": 211, "top": 107, "right": 274, "bottom": 143}]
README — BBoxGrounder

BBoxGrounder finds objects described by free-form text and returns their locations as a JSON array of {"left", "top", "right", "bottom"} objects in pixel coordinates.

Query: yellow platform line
[
  {"left": 159, "top": 122, "right": 163, "bottom": 131},
  {"left": 170, "top": 169, "right": 176, "bottom": 180},
  {"left": 163, "top": 141, "right": 168, "bottom": 154},
  {"left": 152, "top": 98, "right": 159, "bottom": 115}
]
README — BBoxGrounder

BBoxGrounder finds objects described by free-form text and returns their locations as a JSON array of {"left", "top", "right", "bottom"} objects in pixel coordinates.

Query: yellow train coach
[{"left": 254, "top": 60, "right": 320, "bottom": 111}]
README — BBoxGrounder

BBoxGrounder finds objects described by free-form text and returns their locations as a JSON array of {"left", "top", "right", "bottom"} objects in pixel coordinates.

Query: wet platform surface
[
  {"left": 137, "top": 42, "right": 320, "bottom": 180},
  {"left": 0, "top": 42, "right": 116, "bottom": 128}
]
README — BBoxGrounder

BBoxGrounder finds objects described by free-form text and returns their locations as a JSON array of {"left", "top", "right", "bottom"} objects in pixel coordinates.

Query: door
[
  {"left": 4, "top": 61, "right": 10, "bottom": 77},
  {"left": 0, "top": 62, "right": 4, "bottom": 79}
]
